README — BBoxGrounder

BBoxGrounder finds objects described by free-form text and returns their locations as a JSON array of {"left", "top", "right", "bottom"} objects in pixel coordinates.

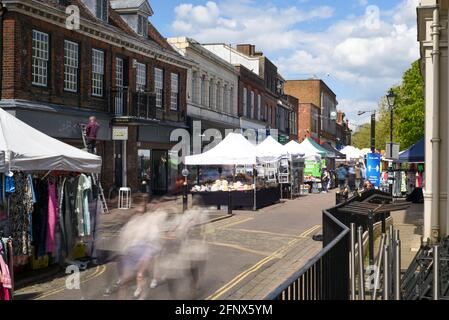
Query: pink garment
[
  {"left": 0, "top": 254, "right": 11, "bottom": 289},
  {"left": 46, "top": 180, "right": 58, "bottom": 253},
  {"left": 0, "top": 285, "right": 10, "bottom": 300}
]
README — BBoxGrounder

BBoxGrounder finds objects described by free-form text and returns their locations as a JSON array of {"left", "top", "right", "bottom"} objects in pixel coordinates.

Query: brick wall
[
  {"left": 285, "top": 80, "right": 321, "bottom": 107},
  {"left": 1, "top": 11, "right": 187, "bottom": 119}
]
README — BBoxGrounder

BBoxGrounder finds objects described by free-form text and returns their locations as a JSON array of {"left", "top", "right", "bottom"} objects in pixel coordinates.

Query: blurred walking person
[{"left": 336, "top": 164, "right": 348, "bottom": 191}]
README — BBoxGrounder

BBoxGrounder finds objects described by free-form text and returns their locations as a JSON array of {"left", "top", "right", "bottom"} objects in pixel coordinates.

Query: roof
[{"left": 110, "top": 0, "right": 154, "bottom": 15}]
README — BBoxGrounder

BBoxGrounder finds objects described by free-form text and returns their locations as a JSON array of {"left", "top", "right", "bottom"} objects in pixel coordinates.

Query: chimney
[
  {"left": 336, "top": 111, "right": 344, "bottom": 125},
  {"left": 236, "top": 44, "right": 255, "bottom": 56}
]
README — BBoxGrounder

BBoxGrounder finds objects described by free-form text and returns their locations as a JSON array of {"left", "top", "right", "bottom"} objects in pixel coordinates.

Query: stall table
[{"left": 191, "top": 186, "right": 280, "bottom": 210}]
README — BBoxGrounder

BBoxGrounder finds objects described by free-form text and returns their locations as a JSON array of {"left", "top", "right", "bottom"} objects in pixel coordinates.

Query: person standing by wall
[
  {"left": 85, "top": 116, "right": 100, "bottom": 154},
  {"left": 336, "top": 164, "right": 347, "bottom": 191},
  {"left": 355, "top": 164, "right": 362, "bottom": 190}
]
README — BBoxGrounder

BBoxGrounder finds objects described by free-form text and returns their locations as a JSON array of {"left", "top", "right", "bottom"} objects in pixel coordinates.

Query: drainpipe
[
  {"left": 0, "top": 4, "right": 5, "bottom": 100},
  {"left": 431, "top": 5, "right": 441, "bottom": 243}
]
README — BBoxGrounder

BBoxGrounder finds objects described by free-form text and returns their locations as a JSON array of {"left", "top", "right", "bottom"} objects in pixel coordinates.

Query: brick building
[
  {"left": 296, "top": 103, "right": 320, "bottom": 143},
  {"left": 285, "top": 79, "right": 338, "bottom": 146},
  {"left": 335, "top": 111, "right": 352, "bottom": 148},
  {"left": 0, "top": 0, "right": 191, "bottom": 195}
]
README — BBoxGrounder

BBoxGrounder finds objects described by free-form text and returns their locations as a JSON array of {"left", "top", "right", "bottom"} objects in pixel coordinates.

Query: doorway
[
  {"left": 114, "top": 141, "right": 123, "bottom": 188},
  {"left": 152, "top": 150, "right": 168, "bottom": 195}
]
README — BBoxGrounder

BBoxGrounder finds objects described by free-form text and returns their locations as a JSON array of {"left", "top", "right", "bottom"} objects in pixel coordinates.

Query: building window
[
  {"left": 64, "top": 40, "right": 79, "bottom": 92},
  {"left": 96, "top": 0, "right": 108, "bottom": 22},
  {"left": 32, "top": 30, "right": 49, "bottom": 87},
  {"left": 137, "top": 15, "right": 148, "bottom": 37},
  {"left": 268, "top": 106, "right": 272, "bottom": 124},
  {"left": 224, "top": 85, "right": 228, "bottom": 113},
  {"left": 250, "top": 91, "right": 255, "bottom": 118},
  {"left": 170, "top": 73, "right": 179, "bottom": 111},
  {"left": 209, "top": 80, "right": 214, "bottom": 108},
  {"left": 230, "top": 87, "right": 234, "bottom": 115},
  {"left": 136, "top": 62, "right": 146, "bottom": 92},
  {"left": 92, "top": 49, "right": 104, "bottom": 97},
  {"left": 243, "top": 88, "right": 247, "bottom": 117},
  {"left": 201, "top": 75, "right": 206, "bottom": 106},
  {"left": 257, "top": 94, "right": 261, "bottom": 120},
  {"left": 154, "top": 68, "right": 164, "bottom": 108}
]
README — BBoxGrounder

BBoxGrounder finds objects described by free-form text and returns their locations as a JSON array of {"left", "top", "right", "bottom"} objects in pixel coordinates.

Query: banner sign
[
  {"left": 304, "top": 160, "right": 321, "bottom": 178},
  {"left": 366, "top": 153, "right": 381, "bottom": 187}
]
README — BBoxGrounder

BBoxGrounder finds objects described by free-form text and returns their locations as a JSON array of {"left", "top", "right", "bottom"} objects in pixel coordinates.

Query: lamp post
[
  {"left": 182, "top": 168, "right": 189, "bottom": 212},
  {"left": 386, "top": 89, "right": 397, "bottom": 196}
]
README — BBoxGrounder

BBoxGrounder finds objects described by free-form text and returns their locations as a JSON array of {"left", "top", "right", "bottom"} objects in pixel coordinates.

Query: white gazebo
[
  {"left": 340, "top": 146, "right": 365, "bottom": 162},
  {"left": 0, "top": 108, "right": 102, "bottom": 173},
  {"left": 256, "top": 135, "right": 289, "bottom": 163}
]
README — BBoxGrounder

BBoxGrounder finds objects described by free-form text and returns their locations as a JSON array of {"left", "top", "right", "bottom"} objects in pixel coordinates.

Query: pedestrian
[
  {"left": 85, "top": 116, "right": 100, "bottom": 154},
  {"left": 360, "top": 163, "right": 366, "bottom": 188},
  {"left": 336, "top": 164, "right": 347, "bottom": 191},
  {"left": 347, "top": 165, "right": 356, "bottom": 191},
  {"left": 355, "top": 164, "right": 362, "bottom": 190},
  {"left": 321, "top": 169, "right": 330, "bottom": 193}
]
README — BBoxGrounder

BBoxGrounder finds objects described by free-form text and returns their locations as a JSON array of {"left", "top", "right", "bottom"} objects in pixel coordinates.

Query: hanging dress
[{"left": 46, "top": 179, "right": 58, "bottom": 254}]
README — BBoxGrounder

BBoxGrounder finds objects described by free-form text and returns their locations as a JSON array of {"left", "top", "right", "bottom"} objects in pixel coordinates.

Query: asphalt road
[{"left": 14, "top": 191, "right": 336, "bottom": 300}]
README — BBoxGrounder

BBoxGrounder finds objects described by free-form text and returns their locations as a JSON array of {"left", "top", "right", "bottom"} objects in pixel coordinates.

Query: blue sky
[{"left": 149, "top": 0, "right": 419, "bottom": 129}]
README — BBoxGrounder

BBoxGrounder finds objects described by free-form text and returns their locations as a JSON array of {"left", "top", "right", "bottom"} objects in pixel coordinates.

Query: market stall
[
  {"left": 391, "top": 138, "right": 425, "bottom": 198},
  {"left": 0, "top": 108, "right": 102, "bottom": 299},
  {"left": 186, "top": 133, "right": 280, "bottom": 210}
]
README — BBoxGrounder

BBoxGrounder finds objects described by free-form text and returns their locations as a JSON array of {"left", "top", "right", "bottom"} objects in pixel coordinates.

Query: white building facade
[
  {"left": 167, "top": 38, "right": 240, "bottom": 132},
  {"left": 417, "top": 0, "right": 449, "bottom": 242}
]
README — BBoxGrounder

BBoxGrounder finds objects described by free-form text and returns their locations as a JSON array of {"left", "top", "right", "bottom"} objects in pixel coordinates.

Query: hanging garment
[
  {"left": 32, "top": 179, "right": 48, "bottom": 258},
  {"left": 0, "top": 239, "right": 11, "bottom": 301},
  {"left": 62, "top": 177, "right": 79, "bottom": 255},
  {"left": 46, "top": 179, "right": 58, "bottom": 254},
  {"left": 54, "top": 177, "right": 66, "bottom": 264},
  {"left": 10, "top": 172, "right": 33, "bottom": 257},
  {"left": 5, "top": 176, "right": 15, "bottom": 193},
  {"left": 75, "top": 174, "right": 91, "bottom": 237}
]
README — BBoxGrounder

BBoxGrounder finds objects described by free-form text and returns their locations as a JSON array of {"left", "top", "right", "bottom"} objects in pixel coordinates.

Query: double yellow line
[
  {"left": 34, "top": 264, "right": 107, "bottom": 300},
  {"left": 206, "top": 224, "right": 321, "bottom": 300}
]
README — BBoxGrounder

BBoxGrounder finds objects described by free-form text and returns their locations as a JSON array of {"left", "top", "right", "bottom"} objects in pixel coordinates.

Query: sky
[{"left": 148, "top": 0, "right": 420, "bottom": 130}]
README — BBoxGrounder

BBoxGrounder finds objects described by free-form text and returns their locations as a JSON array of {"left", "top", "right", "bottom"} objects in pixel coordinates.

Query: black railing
[
  {"left": 264, "top": 211, "right": 350, "bottom": 300},
  {"left": 109, "top": 87, "right": 157, "bottom": 119}
]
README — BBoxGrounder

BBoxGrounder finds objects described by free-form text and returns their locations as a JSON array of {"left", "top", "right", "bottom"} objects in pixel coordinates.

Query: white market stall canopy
[
  {"left": 285, "top": 140, "right": 317, "bottom": 160},
  {"left": 0, "top": 108, "right": 102, "bottom": 173},
  {"left": 340, "top": 145, "right": 365, "bottom": 161},
  {"left": 185, "top": 132, "right": 257, "bottom": 165},
  {"left": 256, "top": 135, "right": 289, "bottom": 163},
  {"left": 298, "top": 138, "right": 330, "bottom": 158}
]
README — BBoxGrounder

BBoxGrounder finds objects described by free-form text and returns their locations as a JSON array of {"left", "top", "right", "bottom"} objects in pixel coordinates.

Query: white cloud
[{"left": 170, "top": 0, "right": 420, "bottom": 126}]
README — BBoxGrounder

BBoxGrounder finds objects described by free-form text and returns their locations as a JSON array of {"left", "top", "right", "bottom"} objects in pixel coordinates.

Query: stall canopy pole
[
  {"left": 253, "top": 165, "right": 257, "bottom": 211},
  {"left": 123, "top": 140, "right": 127, "bottom": 187}
]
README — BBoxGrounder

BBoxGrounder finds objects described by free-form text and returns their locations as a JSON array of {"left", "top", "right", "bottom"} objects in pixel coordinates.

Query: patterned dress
[{"left": 10, "top": 173, "right": 34, "bottom": 256}]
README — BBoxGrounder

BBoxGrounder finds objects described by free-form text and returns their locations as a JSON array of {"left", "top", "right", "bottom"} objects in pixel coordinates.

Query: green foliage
[{"left": 351, "top": 60, "right": 424, "bottom": 151}]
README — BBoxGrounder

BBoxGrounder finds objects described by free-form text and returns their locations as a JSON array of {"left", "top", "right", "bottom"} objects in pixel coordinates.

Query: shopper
[
  {"left": 355, "top": 164, "right": 362, "bottom": 190},
  {"left": 321, "top": 169, "right": 330, "bottom": 193},
  {"left": 336, "top": 164, "right": 347, "bottom": 191},
  {"left": 347, "top": 165, "right": 356, "bottom": 191},
  {"left": 85, "top": 116, "right": 100, "bottom": 154}
]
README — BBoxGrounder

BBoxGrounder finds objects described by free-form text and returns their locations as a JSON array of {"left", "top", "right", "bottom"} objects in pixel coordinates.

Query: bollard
[
  {"left": 182, "top": 182, "right": 188, "bottom": 212},
  {"left": 383, "top": 245, "right": 390, "bottom": 300},
  {"left": 350, "top": 223, "right": 357, "bottom": 300},
  {"left": 394, "top": 238, "right": 401, "bottom": 300},
  {"left": 368, "top": 210, "right": 375, "bottom": 266},
  {"left": 372, "top": 233, "right": 386, "bottom": 300},
  {"left": 357, "top": 226, "right": 365, "bottom": 300},
  {"left": 433, "top": 245, "right": 440, "bottom": 300}
]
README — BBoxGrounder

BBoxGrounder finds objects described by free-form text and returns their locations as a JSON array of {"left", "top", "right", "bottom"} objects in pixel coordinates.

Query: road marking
[
  {"left": 226, "top": 228, "right": 299, "bottom": 238},
  {"left": 34, "top": 264, "right": 107, "bottom": 300},
  {"left": 206, "top": 224, "right": 321, "bottom": 300},
  {"left": 207, "top": 241, "right": 271, "bottom": 257},
  {"left": 215, "top": 217, "right": 254, "bottom": 230}
]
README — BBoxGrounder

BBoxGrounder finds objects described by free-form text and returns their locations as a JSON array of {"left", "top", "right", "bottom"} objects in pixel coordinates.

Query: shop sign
[
  {"left": 112, "top": 126, "right": 128, "bottom": 140},
  {"left": 366, "top": 153, "right": 381, "bottom": 187},
  {"left": 304, "top": 160, "right": 321, "bottom": 178}
]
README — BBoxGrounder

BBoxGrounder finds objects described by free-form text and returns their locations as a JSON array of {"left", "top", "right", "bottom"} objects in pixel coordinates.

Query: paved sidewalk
[
  {"left": 390, "top": 201, "right": 423, "bottom": 270},
  {"left": 220, "top": 229, "right": 322, "bottom": 300}
]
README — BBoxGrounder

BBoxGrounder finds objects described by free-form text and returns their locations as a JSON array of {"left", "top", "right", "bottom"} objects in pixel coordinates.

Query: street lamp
[{"left": 386, "top": 88, "right": 397, "bottom": 196}]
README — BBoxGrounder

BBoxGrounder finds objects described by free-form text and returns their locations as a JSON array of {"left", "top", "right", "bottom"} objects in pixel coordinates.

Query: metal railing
[
  {"left": 264, "top": 211, "right": 350, "bottom": 300},
  {"left": 109, "top": 87, "right": 157, "bottom": 119}
]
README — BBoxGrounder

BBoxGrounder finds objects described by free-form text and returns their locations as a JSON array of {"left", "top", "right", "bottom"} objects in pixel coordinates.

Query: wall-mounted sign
[{"left": 112, "top": 126, "right": 128, "bottom": 141}]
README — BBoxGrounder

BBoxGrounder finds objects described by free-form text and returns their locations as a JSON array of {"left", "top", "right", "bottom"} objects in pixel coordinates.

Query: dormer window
[
  {"left": 137, "top": 15, "right": 148, "bottom": 37},
  {"left": 96, "top": 0, "right": 108, "bottom": 22}
]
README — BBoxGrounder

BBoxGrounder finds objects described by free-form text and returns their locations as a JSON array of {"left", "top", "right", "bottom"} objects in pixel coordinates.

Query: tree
[{"left": 351, "top": 60, "right": 424, "bottom": 151}]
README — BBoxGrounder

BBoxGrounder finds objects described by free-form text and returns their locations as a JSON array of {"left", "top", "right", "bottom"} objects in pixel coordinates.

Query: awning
[
  {"left": 0, "top": 108, "right": 102, "bottom": 173},
  {"left": 256, "top": 135, "right": 289, "bottom": 163},
  {"left": 185, "top": 132, "right": 257, "bottom": 165},
  {"left": 321, "top": 142, "right": 345, "bottom": 159},
  {"left": 395, "top": 138, "right": 424, "bottom": 163}
]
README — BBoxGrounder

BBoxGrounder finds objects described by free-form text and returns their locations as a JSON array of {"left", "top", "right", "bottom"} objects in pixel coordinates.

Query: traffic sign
[{"left": 366, "top": 153, "right": 381, "bottom": 187}]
